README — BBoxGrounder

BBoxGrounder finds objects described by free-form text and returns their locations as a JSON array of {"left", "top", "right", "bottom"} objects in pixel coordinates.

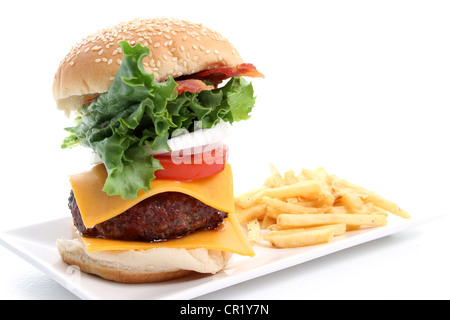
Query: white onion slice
[
  {"left": 147, "top": 121, "right": 231, "bottom": 155},
  {"left": 90, "top": 121, "right": 231, "bottom": 164}
]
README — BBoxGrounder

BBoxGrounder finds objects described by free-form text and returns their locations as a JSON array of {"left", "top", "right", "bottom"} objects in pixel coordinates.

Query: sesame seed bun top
[{"left": 53, "top": 18, "right": 244, "bottom": 115}]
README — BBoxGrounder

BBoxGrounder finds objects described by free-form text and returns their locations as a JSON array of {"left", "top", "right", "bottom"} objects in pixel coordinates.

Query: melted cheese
[
  {"left": 70, "top": 164, "right": 235, "bottom": 228},
  {"left": 69, "top": 163, "right": 254, "bottom": 256},
  {"left": 80, "top": 213, "right": 255, "bottom": 256}
]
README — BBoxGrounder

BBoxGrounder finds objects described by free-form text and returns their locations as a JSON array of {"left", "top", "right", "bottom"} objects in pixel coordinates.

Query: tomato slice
[{"left": 154, "top": 145, "right": 228, "bottom": 181}]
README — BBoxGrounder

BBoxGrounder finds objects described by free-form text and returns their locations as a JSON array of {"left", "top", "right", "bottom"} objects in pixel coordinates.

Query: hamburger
[{"left": 54, "top": 18, "right": 263, "bottom": 283}]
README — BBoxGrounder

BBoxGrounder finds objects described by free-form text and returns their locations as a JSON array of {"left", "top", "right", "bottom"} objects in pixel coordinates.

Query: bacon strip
[
  {"left": 182, "top": 63, "right": 264, "bottom": 86},
  {"left": 175, "top": 79, "right": 214, "bottom": 95}
]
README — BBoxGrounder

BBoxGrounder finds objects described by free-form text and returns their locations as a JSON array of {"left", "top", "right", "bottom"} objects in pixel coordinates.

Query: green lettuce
[{"left": 62, "top": 41, "right": 256, "bottom": 199}]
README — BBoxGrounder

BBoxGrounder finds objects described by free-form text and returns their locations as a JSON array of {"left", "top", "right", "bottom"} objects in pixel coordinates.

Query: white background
[{"left": 0, "top": 0, "right": 449, "bottom": 299}]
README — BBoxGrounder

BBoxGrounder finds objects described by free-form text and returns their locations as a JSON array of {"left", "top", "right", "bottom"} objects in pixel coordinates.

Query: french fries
[{"left": 235, "top": 165, "right": 410, "bottom": 249}]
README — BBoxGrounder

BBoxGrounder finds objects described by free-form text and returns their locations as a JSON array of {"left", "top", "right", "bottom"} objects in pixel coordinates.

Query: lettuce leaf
[{"left": 62, "top": 41, "right": 257, "bottom": 199}]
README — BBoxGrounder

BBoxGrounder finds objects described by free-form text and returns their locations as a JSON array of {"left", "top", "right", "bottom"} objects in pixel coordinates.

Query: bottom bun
[{"left": 56, "top": 237, "right": 232, "bottom": 283}]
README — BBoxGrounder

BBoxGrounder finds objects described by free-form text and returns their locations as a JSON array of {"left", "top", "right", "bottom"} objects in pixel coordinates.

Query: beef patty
[{"left": 69, "top": 191, "right": 228, "bottom": 242}]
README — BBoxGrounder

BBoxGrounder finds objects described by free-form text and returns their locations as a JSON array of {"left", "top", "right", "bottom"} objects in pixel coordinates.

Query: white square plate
[{"left": 0, "top": 215, "right": 434, "bottom": 300}]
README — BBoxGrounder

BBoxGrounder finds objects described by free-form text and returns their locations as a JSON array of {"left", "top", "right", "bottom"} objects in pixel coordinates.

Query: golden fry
[
  {"left": 263, "top": 197, "right": 327, "bottom": 214},
  {"left": 260, "top": 214, "right": 277, "bottom": 229},
  {"left": 264, "top": 163, "right": 284, "bottom": 188},
  {"left": 284, "top": 169, "right": 298, "bottom": 185},
  {"left": 277, "top": 213, "right": 387, "bottom": 228},
  {"left": 236, "top": 203, "right": 267, "bottom": 224},
  {"left": 247, "top": 219, "right": 261, "bottom": 243},
  {"left": 338, "top": 192, "right": 364, "bottom": 211},
  {"left": 266, "top": 206, "right": 283, "bottom": 219},
  {"left": 325, "top": 206, "right": 350, "bottom": 215},
  {"left": 301, "top": 167, "right": 334, "bottom": 206},
  {"left": 268, "top": 224, "right": 347, "bottom": 236},
  {"left": 367, "top": 192, "right": 411, "bottom": 219},
  {"left": 263, "top": 228, "right": 334, "bottom": 248},
  {"left": 255, "top": 181, "right": 321, "bottom": 200},
  {"left": 235, "top": 186, "right": 267, "bottom": 209},
  {"left": 312, "top": 223, "right": 346, "bottom": 236}
]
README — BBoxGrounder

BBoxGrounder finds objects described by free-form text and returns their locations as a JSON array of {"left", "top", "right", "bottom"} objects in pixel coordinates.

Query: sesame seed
[
  {"left": 206, "top": 49, "right": 211, "bottom": 54},
  {"left": 192, "top": 44, "right": 198, "bottom": 50},
  {"left": 180, "top": 45, "right": 185, "bottom": 51},
  {"left": 102, "top": 58, "right": 107, "bottom": 62},
  {"left": 164, "top": 34, "right": 171, "bottom": 40},
  {"left": 117, "top": 59, "right": 122, "bottom": 65},
  {"left": 182, "top": 35, "right": 188, "bottom": 40},
  {"left": 154, "top": 43, "right": 160, "bottom": 48},
  {"left": 98, "top": 49, "right": 103, "bottom": 55},
  {"left": 95, "top": 59, "right": 101, "bottom": 63},
  {"left": 84, "top": 47, "right": 91, "bottom": 53},
  {"left": 108, "top": 59, "right": 113, "bottom": 65},
  {"left": 214, "top": 50, "right": 220, "bottom": 55},
  {"left": 69, "top": 61, "right": 75, "bottom": 66}
]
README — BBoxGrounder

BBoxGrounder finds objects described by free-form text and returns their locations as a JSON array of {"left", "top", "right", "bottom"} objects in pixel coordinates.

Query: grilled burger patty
[{"left": 69, "top": 191, "right": 228, "bottom": 242}]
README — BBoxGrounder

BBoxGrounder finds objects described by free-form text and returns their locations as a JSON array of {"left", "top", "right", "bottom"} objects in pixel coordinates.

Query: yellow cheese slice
[
  {"left": 80, "top": 213, "right": 255, "bottom": 256},
  {"left": 70, "top": 164, "right": 235, "bottom": 228}
]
